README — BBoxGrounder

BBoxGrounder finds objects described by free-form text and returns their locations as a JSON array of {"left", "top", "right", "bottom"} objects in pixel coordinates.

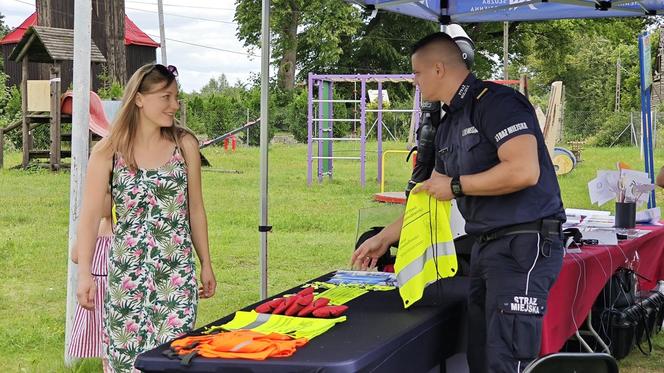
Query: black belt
[{"left": 478, "top": 218, "right": 563, "bottom": 243}]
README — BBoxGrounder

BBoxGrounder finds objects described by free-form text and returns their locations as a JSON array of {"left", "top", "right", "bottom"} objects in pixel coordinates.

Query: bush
[
  {"left": 1, "top": 85, "right": 23, "bottom": 149},
  {"left": 98, "top": 80, "right": 124, "bottom": 100},
  {"left": 287, "top": 88, "right": 310, "bottom": 143},
  {"left": 97, "top": 65, "right": 124, "bottom": 100},
  {"left": 587, "top": 111, "right": 633, "bottom": 147},
  {"left": 183, "top": 85, "right": 274, "bottom": 146}
]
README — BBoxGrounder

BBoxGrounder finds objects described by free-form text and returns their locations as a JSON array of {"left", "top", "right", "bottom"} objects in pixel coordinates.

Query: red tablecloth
[{"left": 540, "top": 225, "right": 664, "bottom": 354}]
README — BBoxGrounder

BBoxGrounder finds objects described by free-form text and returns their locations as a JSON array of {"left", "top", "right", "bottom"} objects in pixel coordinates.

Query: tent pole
[
  {"left": 503, "top": 21, "right": 509, "bottom": 80},
  {"left": 259, "top": 0, "right": 270, "bottom": 299},
  {"left": 307, "top": 74, "right": 313, "bottom": 185},
  {"left": 377, "top": 81, "right": 383, "bottom": 184},
  {"left": 65, "top": 0, "right": 92, "bottom": 366}
]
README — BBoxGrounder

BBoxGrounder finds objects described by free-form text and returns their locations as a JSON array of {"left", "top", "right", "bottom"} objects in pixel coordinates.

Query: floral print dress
[{"left": 106, "top": 147, "right": 198, "bottom": 372}]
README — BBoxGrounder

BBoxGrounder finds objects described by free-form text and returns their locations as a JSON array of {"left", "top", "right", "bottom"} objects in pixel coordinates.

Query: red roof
[
  {"left": 124, "top": 17, "right": 160, "bottom": 48},
  {"left": 0, "top": 12, "right": 37, "bottom": 45},
  {"left": 0, "top": 12, "right": 159, "bottom": 48}
]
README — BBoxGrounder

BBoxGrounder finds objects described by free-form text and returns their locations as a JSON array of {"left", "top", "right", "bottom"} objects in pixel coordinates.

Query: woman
[{"left": 75, "top": 64, "right": 216, "bottom": 372}]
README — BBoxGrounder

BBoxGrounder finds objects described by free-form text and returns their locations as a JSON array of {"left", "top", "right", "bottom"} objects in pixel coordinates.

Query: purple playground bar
[{"left": 307, "top": 74, "right": 421, "bottom": 187}]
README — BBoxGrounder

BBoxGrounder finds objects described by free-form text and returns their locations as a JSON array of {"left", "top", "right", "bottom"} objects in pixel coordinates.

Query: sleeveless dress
[
  {"left": 106, "top": 147, "right": 198, "bottom": 372},
  {"left": 68, "top": 235, "right": 112, "bottom": 358}
]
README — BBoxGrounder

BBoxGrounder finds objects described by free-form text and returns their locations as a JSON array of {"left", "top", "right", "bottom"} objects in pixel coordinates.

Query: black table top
[{"left": 135, "top": 273, "right": 469, "bottom": 373}]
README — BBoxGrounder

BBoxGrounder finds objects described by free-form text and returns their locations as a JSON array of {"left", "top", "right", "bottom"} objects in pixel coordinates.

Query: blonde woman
[{"left": 75, "top": 64, "right": 216, "bottom": 372}]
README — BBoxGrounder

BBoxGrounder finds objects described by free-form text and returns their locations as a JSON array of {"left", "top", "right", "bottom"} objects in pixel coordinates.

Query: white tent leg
[
  {"left": 259, "top": 0, "right": 270, "bottom": 300},
  {"left": 65, "top": 0, "right": 92, "bottom": 366}
]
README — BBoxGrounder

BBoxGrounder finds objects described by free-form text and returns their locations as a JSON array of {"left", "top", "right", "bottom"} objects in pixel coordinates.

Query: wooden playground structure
[{"left": 0, "top": 26, "right": 106, "bottom": 170}]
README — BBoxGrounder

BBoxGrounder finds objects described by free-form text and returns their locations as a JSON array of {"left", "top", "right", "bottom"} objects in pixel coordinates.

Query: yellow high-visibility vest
[
  {"left": 394, "top": 188, "right": 458, "bottom": 308},
  {"left": 217, "top": 311, "right": 346, "bottom": 340}
]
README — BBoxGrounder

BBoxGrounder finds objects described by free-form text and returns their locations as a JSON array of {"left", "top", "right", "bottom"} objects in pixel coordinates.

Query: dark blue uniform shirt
[{"left": 434, "top": 73, "right": 565, "bottom": 235}]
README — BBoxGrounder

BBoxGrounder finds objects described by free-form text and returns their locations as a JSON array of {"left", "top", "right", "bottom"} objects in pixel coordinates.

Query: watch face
[{"left": 451, "top": 179, "right": 462, "bottom": 196}]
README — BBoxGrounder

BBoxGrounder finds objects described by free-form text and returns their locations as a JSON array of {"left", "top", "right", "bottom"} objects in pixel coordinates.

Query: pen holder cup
[{"left": 615, "top": 202, "right": 636, "bottom": 229}]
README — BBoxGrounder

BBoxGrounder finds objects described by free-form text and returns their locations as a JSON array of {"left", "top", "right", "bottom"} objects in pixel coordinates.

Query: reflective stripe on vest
[
  {"left": 395, "top": 188, "right": 458, "bottom": 308},
  {"left": 219, "top": 311, "right": 347, "bottom": 340},
  {"left": 170, "top": 330, "right": 308, "bottom": 361},
  {"left": 396, "top": 241, "right": 456, "bottom": 285},
  {"left": 242, "top": 312, "right": 271, "bottom": 330}
]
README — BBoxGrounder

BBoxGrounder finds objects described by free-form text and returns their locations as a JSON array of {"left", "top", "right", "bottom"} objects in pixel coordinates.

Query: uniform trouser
[{"left": 467, "top": 232, "right": 563, "bottom": 373}]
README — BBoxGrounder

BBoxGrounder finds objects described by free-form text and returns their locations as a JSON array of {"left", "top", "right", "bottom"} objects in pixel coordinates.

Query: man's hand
[
  {"left": 350, "top": 235, "right": 390, "bottom": 271},
  {"left": 411, "top": 172, "right": 454, "bottom": 201}
]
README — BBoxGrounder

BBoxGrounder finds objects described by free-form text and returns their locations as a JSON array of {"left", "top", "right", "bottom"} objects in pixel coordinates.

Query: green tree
[
  {"left": 508, "top": 18, "right": 649, "bottom": 140},
  {"left": 200, "top": 74, "right": 230, "bottom": 94},
  {"left": 234, "top": 0, "right": 362, "bottom": 90},
  {"left": 0, "top": 12, "right": 9, "bottom": 39},
  {"left": 0, "top": 12, "right": 9, "bottom": 72}
]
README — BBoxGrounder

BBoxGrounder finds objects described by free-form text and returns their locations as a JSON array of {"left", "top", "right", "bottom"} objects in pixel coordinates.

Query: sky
[{"left": 0, "top": 0, "right": 261, "bottom": 93}]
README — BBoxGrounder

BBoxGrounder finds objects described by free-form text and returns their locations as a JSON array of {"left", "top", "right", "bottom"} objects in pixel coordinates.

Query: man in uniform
[{"left": 351, "top": 32, "right": 565, "bottom": 373}]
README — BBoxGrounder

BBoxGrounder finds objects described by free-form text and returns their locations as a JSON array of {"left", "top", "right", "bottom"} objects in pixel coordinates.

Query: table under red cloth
[{"left": 540, "top": 224, "right": 664, "bottom": 355}]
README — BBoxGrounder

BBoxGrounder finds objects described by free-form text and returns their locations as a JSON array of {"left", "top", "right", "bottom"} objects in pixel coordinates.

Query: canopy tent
[
  {"left": 347, "top": 0, "right": 664, "bottom": 22},
  {"left": 65, "top": 4, "right": 664, "bottom": 340},
  {"left": 250, "top": 0, "right": 664, "bottom": 294},
  {"left": 63, "top": 0, "right": 663, "bottom": 365},
  {"left": 343, "top": 0, "right": 664, "bottom": 208}
]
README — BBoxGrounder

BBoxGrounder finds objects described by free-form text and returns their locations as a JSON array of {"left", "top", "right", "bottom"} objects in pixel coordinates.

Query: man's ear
[{"left": 434, "top": 62, "right": 446, "bottom": 79}]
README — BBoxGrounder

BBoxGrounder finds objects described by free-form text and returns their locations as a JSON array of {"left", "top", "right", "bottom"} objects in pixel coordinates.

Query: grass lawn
[{"left": 0, "top": 141, "right": 663, "bottom": 372}]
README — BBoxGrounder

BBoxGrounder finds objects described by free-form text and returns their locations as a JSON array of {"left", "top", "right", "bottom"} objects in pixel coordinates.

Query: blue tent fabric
[
  {"left": 349, "top": 0, "right": 663, "bottom": 205},
  {"left": 353, "top": 1, "right": 664, "bottom": 23}
]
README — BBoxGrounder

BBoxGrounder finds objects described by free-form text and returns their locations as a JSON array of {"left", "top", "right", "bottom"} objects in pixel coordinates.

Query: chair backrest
[{"left": 522, "top": 352, "right": 619, "bottom": 373}]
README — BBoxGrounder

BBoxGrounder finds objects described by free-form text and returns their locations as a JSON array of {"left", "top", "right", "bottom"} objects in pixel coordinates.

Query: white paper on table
[
  {"left": 599, "top": 171, "right": 620, "bottom": 196},
  {"left": 630, "top": 184, "right": 656, "bottom": 207},
  {"left": 578, "top": 215, "right": 615, "bottom": 228},
  {"left": 619, "top": 169, "right": 650, "bottom": 205},
  {"left": 620, "top": 169, "right": 650, "bottom": 184},
  {"left": 563, "top": 214, "right": 582, "bottom": 228},
  {"left": 588, "top": 176, "right": 615, "bottom": 206},
  {"left": 629, "top": 230, "right": 653, "bottom": 238},
  {"left": 635, "top": 207, "right": 661, "bottom": 224},
  {"left": 579, "top": 227, "right": 618, "bottom": 245},
  {"left": 566, "top": 208, "right": 611, "bottom": 217}
]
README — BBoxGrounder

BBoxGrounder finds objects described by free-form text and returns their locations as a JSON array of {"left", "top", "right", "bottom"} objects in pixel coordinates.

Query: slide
[
  {"left": 60, "top": 91, "right": 111, "bottom": 138},
  {"left": 200, "top": 118, "right": 260, "bottom": 149}
]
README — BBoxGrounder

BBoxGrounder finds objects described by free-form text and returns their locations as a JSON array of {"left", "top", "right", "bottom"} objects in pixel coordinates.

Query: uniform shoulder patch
[{"left": 476, "top": 87, "right": 489, "bottom": 100}]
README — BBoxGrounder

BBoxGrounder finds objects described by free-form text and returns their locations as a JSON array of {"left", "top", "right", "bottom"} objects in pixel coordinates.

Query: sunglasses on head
[
  {"left": 152, "top": 64, "right": 178, "bottom": 78},
  {"left": 139, "top": 64, "right": 178, "bottom": 89}
]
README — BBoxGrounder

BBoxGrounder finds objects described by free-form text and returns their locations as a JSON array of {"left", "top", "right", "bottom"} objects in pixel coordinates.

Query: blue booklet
[{"left": 328, "top": 270, "right": 397, "bottom": 287}]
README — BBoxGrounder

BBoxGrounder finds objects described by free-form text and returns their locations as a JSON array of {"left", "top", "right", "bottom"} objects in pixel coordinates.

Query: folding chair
[{"left": 523, "top": 352, "right": 618, "bottom": 373}]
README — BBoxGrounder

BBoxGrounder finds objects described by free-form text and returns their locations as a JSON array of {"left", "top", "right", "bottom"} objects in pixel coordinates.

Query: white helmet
[{"left": 444, "top": 24, "right": 475, "bottom": 69}]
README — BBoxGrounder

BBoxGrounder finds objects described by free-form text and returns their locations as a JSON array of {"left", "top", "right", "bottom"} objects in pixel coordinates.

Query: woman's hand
[
  {"left": 199, "top": 264, "right": 217, "bottom": 299},
  {"left": 76, "top": 273, "right": 97, "bottom": 310}
]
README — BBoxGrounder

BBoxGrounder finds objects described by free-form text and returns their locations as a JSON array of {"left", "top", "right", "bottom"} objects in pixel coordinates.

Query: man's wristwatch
[{"left": 450, "top": 176, "right": 464, "bottom": 198}]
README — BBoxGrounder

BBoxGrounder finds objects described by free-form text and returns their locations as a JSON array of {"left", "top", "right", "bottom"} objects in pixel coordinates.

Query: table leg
[
  {"left": 574, "top": 330, "right": 594, "bottom": 353},
  {"left": 585, "top": 312, "right": 611, "bottom": 353},
  {"left": 574, "top": 312, "right": 611, "bottom": 354}
]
